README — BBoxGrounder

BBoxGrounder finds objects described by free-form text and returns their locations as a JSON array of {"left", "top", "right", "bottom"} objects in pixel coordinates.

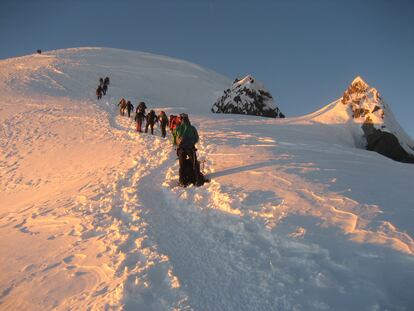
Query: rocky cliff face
[
  {"left": 362, "top": 121, "right": 414, "bottom": 163},
  {"left": 342, "top": 76, "right": 414, "bottom": 163},
  {"left": 212, "top": 75, "right": 285, "bottom": 118}
]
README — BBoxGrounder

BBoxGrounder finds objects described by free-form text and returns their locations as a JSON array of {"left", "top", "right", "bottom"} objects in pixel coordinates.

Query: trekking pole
[
  {"left": 192, "top": 148, "right": 198, "bottom": 184},
  {"left": 192, "top": 148, "right": 197, "bottom": 172}
]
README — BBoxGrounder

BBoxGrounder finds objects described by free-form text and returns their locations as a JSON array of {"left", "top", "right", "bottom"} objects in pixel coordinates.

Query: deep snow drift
[{"left": 1, "top": 48, "right": 414, "bottom": 311}]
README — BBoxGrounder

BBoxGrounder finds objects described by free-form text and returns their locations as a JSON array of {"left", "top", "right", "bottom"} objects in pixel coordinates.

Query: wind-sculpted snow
[{"left": 1, "top": 48, "right": 414, "bottom": 310}]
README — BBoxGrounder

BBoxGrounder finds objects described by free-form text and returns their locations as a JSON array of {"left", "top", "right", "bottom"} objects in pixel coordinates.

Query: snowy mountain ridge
[{"left": 1, "top": 48, "right": 414, "bottom": 311}]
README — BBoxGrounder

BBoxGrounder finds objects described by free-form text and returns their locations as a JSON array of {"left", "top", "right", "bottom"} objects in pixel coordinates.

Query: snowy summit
[
  {"left": 1, "top": 48, "right": 414, "bottom": 310},
  {"left": 211, "top": 75, "right": 285, "bottom": 118}
]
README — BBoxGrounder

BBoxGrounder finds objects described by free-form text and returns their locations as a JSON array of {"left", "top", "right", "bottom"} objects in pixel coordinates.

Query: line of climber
[
  {"left": 96, "top": 77, "right": 110, "bottom": 100},
  {"left": 116, "top": 98, "right": 207, "bottom": 187}
]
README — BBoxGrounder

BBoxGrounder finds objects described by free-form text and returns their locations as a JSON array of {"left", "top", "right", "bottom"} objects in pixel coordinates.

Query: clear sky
[{"left": 1, "top": 0, "right": 413, "bottom": 136}]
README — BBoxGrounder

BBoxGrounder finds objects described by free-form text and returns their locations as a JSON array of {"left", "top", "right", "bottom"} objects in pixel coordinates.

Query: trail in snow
[
  {"left": 2, "top": 48, "right": 414, "bottom": 310},
  {"left": 2, "top": 97, "right": 413, "bottom": 310},
  {"left": 132, "top": 115, "right": 414, "bottom": 310},
  {"left": 0, "top": 97, "right": 187, "bottom": 310},
  {"left": 102, "top": 116, "right": 191, "bottom": 310}
]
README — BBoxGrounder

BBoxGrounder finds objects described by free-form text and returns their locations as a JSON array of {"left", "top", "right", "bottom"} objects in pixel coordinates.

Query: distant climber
[
  {"left": 126, "top": 101, "right": 134, "bottom": 117},
  {"left": 96, "top": 85, "right": 103, "bottom": 100},
  {"left": 118, "top": 98, "right": 127, "bottom": 116},
  {"left": 145, "top": 110, "right": 158, "bottom": 135},
  {"left": 158, "top": 111, "right": 168, "bottom": 138},
  {"left": 101, "top": 77, "right": 110, "bottom": 95},
  {"left": 172, "top": 114, "right": 206, "bottom": 186},
  {"left": 135, "top": 109, "right": 145, "bottom": 133}
]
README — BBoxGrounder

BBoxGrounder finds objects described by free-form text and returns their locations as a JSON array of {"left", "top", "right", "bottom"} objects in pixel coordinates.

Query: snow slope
[
  {"left": 1, "top": 48, "right": 414, "bottom": 310},
  {"left": 0, "top": 47, "right": 229, "bottom": 112}
]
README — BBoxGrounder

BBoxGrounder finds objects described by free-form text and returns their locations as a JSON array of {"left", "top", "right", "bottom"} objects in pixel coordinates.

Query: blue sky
[{"left": 1, "top": 0, "right": 413, "bottom": 136}]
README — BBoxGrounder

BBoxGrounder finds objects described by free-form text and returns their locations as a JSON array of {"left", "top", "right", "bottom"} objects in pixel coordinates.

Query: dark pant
[
  {"left": 160, "top": 122, "right": 167, "bottom": 138},
  {"left": 178, "top": 148, "right": 197, "bottom": 185},
  {"left": 145, "top": 122, "right": 154, "bottom": 134}
]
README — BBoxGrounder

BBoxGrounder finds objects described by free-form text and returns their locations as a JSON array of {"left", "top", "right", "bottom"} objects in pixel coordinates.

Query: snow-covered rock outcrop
[
  {"left": 340, "top": 76, "right": 383, "bottom": 121},
  {"left": 343, "top": 76, "right": 414, "bottom": 163},
  {"left": 310, "top": 76, "right": 414, "bottom": 163},
  {"left": 211, "top": 75, "right": 285, "bottom": 118}
]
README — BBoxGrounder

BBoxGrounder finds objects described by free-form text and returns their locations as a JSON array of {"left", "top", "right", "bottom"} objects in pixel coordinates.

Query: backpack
[
  {"left": 138, "top": 102, "right": 147, "bottom": 111},
  {"left": 146, "top": 111, "right": 157, "bottom": 123},
  {"left": 176, "top": 123, "right": 198, "bottom": 149},
  {"left": 159, "top": 113, "right": 168, "bottom": 124}
]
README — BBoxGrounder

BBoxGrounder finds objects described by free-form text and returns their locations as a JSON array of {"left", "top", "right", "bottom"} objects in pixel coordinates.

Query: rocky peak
[
  {"left": 340, "top": 76, "right": 414, "bottom": 163},
  {"left": 212, "top": 75, "right": 285, "bottom": 118},
  {"left": 350, "top": 76, "right": 369, "bottom": 91},
  {"left": 341, "top": 76, "right": 383, "bottom": 119}
]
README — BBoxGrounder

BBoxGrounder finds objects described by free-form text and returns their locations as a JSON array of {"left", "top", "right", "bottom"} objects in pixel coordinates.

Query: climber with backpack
[
  {"left": 126, "top": 101, "right": 134, "bottom": 117},
  {"left": 118, "top": 98, "right": 127, "bottom": 116},
  {"left": 145, "top": 110, "right": 158, "bottom": 135},
  {"left": 135, "top": 108, "right": 145, "bottom": 133},
  {"left": 158, "top": 111, "right": 169, "bottom": 138},
  {"left": 172, "top": 113, "right": 206, "bottom": 187},
  {"left": 96, "top": 85, "right": 103, "bottom": 100}
]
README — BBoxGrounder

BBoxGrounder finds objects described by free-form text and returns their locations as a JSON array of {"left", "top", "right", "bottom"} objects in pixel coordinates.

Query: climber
[
  {"left": 158, "top": 111, "right": 169, "bottom": 138},
  {"left": 172, "top": 113, "right": 205, "bottom": 186},
  {"left": 145, "top": 110, "right": 158, "bottom": 135}
]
